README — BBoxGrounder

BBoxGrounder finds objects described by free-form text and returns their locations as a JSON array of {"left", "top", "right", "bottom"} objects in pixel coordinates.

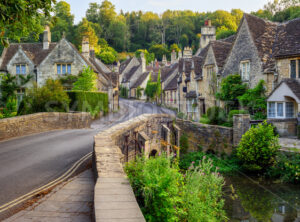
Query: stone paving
[{"left": 4, "top": 170, "right": 94, "bottom": 222}]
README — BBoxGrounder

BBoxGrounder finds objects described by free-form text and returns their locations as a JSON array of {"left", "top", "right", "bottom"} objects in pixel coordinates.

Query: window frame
[
  {"left": 268, "top": 101, "right": 295, "bottom": 119},
  {"left": 240, "top": 61, "right": 250, "bottom": 81},
  {"left": 56, "top": 63, "right": 72, "bottom": 75},
  {"left": 16, "top": 64, "right": 27, "bottom": 75}
]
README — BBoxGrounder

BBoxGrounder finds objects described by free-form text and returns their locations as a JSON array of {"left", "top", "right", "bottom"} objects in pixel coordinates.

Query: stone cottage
[{"left": 0, "top": 26, "right": 119, "bottom": 111}]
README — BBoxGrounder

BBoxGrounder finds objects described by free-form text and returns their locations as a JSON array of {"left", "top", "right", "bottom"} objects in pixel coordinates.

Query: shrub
[
  {"left": 18, "top": 79, "right": 70, "bottom": 115},
  {"left": 180, "top": 133, "right": 189, "bottom": 154},
  {"left": 228, "top": 109, "right": 248, "bottom": 126},
  {"left": 0, "top": 97, "right": 18, "bottom": 118},
  {"left": 177, "top": 112, "right": 185, "bottom": 119},
  {"left": 266, "top": 152, "right": 300, "bottom": 183},
  {"left": 199, "top": 114, "right": 210, "bottom": 124},
  {"left": 183, "top": 157, "right": 227, "bottom": 222},
  {"left": 206, "top": 106, "right": 226, "bottom": 125},
  {"left": 179, "top": 151, "right": 241, "bottom": 175},
  {"left": 67, "top": 90, "right": 108, "bottom": 118},
  {"left": 73, "top": 66, "right": 97, "bottom": 91},
  {"left": 236, "top": 121, "right": 280, "bottom": 171},
  {"left": 125, "top": 155, "right": 184, "bottom": 221}
]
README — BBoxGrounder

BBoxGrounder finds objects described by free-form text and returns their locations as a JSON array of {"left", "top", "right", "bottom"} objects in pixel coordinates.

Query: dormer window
[
  {"left": 57, "top": 63, "right": 71, "bottom": 75},
  {"left": 240, "top": 61, "right": 250, "bottom": 81},
  {"left": 16, "top": 64, "right": 26, "bottom": 74}
]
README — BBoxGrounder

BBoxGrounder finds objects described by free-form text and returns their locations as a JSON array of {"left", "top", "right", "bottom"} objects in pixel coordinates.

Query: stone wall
[
  {"left": 175, "top": 119, "right": 233, "bottom": 154},
  {"left": 93, "top": 114, "right": 172, "bottom": 221},
  {"left": 268, "top": 118, "right": 297, "bottom": 137},
  {"left": 0, "top": 112, "right": 91, "bottom": 141}
]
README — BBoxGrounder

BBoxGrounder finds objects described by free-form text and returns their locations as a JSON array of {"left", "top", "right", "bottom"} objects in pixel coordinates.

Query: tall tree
[
  {"left": 0, "top": 0, "right": 55, "bottom": 46},
  {"left": 76, "top": 18, "right": 99, "bottom": 52}
]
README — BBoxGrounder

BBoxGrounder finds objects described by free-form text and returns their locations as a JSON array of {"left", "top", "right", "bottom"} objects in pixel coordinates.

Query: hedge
[{"left": 67, "top": 91, "right": 109, "bottom": 117}]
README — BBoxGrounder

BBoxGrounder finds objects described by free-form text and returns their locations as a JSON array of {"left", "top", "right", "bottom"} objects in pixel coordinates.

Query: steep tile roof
[
  {"left": 273, "top": 18, "right": 300, "bottom": 58},
  {"left": 164, "top": 74, "right": 178, "bottom": 91},
  {"left": 119, "top": 57, "right": 133, "bottom": 74},
  {"left": 122, "top": 65, "right": 140, "bottom": 83},
  {"left": 0, "top": 43, "right": 57, "bottom": 71},
  {"left": 130, "top": 72, "right": 150, "bottom": 89},
  {"left": 244, "top": 14, "right": 278, "bottom": 73},
  {"left": 210, "top": 40, "right": 233, "bottom": 72}
]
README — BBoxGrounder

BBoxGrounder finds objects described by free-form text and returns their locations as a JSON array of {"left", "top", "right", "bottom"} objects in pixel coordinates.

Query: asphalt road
[{"left": 0, "top": 99, "right": 174, "bottom": 206}]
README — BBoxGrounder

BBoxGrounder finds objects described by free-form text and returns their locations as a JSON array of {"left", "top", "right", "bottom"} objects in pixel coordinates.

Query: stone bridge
[{"left": 93, "top": 114, "right": 179, "bottom": 221}]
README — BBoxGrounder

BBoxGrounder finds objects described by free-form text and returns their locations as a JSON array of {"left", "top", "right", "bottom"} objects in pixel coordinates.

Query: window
[
  {"left": 174, "top": 91, "right": 176, "bottom": 104},
  {"left": 57, "top": 63, "right": 71, "bottom": 75},
  {"left": 240, "top": 61, "right": 250, "bottom": 81},
  {"left": 291, "top": 60, "right": 296, "bottom": 79},
  {"left": 286, "top": 102, "right": 294, "bottom": 118},
  {"left": 207, "top": 66, "right": 214, "bottom": 76},
  {"left": 16, "top": 64, "right": 26, "bottom": 74},
  {"left": 277, "top": 103, "right": 283, "bottom": 117},
  {"left": 268, "top": 102, "right": 275, "bottom": 118}
]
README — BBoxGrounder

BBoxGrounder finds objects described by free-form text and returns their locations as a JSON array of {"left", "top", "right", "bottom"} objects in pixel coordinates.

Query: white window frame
[
  {"left": 268, "top": 101, "right": 295, "bottom": 119},
  {"left": 240, "top": 61, "right": 250, "bottom": 81}
]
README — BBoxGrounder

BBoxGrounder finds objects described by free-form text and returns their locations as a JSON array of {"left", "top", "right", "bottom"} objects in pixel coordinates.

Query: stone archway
[{"left": 149, "top": 149, "right": 158, "bottom": 157}]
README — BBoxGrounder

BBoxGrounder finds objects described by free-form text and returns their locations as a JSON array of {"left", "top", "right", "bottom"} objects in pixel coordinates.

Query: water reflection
[{"left": 224, "top": 175, "right": 300, "bottom": 222}]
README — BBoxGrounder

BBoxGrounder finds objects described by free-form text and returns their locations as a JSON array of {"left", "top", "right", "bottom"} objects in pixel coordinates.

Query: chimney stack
[
  {"left": 183, "top": 47, "right": 193, "bottom": 59},
  {"left": 82, "top": 36, "right": 89, "bottom": 59},
  {"left": 140, "top": 52, "right": 146, "bottom": 73},
  {"left": 89, "top": 45, "right": 95, "bottom": 59},
  {"left": 171, "top": 50, "right": 177, "bottom": 64},
  {"left": 43, "top": 25, "right": 51, "bottom": 50},
  {"left": 162, "top": 54, "right": 167, "bottom": 65}
]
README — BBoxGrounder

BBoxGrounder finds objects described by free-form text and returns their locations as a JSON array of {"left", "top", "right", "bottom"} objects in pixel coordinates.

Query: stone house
[
  {"left": 221, "top": 14, "right": 278, "bottom": 94},
  {"left": 129, "top": 71, "right": 151, "bottom": 100},
  {"left": 0, "top": 26, "right": 119, "bottom": 111},
  {"left": 161, "top": 63, "right": 179, "bottom": 109}
]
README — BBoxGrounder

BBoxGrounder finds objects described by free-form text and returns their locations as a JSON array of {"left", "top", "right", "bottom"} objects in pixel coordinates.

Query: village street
[{"left": 0, "top": 99, "right": 175, "bottom": 208}]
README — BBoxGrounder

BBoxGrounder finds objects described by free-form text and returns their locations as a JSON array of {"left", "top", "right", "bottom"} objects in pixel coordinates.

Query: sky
[{"left": 63, "top": 0, "right": 270, "bottom": 24}]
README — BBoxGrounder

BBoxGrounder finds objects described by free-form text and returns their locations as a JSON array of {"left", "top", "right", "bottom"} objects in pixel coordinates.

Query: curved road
[{"left": 0, "top": 99, "right": 174, "bottom": 206}]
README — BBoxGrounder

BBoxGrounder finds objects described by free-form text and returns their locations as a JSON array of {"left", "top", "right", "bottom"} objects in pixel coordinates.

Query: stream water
[{"left": 224, "top": 175, "right": 300, "bottom": 222}]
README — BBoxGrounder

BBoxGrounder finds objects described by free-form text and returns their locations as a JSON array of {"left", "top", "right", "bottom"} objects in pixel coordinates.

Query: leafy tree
[
  {"left": 179, "top": 34, "right": 189, "bottom": 48},
  {"left": 169, "top": 43, "right": 180, "bottom": 53},
  {"left": 76, "top": 18, "right": 99, "bottom": 53},
  {"left": 73, "top": 66, "right": 97, "bottom": 91},
  {"left": 0, "top": 73, "right": 32, "bottom": 105},
  {"left": 263, "top": 0, "right": 300, "bottom": 15},
  {"left": 99, "top": 0, "right": 117, "bottom": 38},
  {"left": 98, "top": 51, "right": 116, "bottom": 64},
  {"left": 238, "top": 80, "right": 267, "bottom": 120},
  {"left": 149, "top": 44, "right": 169, "bottom": 61},
  {"left": 216, "top": 74, "right": 247, "bottom": 111},
  {"left": 272, "top": 5, "right": 300, "bottom": 21},
  {"left": 50, "top": 1, "right": 74, "bottom": 42},
  {"left": 0, "top": 0, "right": 55, "bottom": 46},
  {"left": 135, "top": 49, "right": 155, "bottom": 65},
  {"left": 108, "top": 15, "right": 129, "bottom": 51},
  {"left": 237, "top": 121, "right": 280, "bottom": 171}
]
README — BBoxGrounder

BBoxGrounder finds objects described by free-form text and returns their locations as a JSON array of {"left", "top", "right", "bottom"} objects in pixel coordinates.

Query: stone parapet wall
[
  {"left": 93, "top": 114, "right": 171, "bottom": 221},
  {"left": 0, "top": 112, "right": 92, "bottom": 141},
  {"left": 175, "top": 119, "right": 234, "bottom": 154},
  {"left": 268, "top": 118, "right": 297, "bottom": 137}
]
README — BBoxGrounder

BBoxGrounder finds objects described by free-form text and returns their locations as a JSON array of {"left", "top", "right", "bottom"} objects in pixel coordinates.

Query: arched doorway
[{"left": 149, "top": 149, "right": 158, "bottom": 157}]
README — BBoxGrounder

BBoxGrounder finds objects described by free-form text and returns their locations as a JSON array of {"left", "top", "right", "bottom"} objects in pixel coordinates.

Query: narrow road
[{"left": 0, "top": 99, "right": 174, "bottom": 207}]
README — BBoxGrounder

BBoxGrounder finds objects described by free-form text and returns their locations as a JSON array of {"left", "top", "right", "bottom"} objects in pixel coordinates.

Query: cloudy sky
[{"left": 63, "top": 0, "right": 270, "bottom": 24}]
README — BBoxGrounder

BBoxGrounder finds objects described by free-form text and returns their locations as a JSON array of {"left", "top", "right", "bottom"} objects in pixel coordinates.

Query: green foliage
[
  {"left": 135, "top": 49, "right": 155, "bottom": 65},
  {"left": 266, "top": 152, "right": 300, "bottom": 183},
  {"left": 180, "top": 133, "right": 189, "bottom": 154},
  {"left": 67, "top": 90, "right": 108, "bottom": 117},
  {"left": 120, "top": 85, "right": 129, "bottom": 98},
  {"left": 237, "top": 121, "right": 280, "bottom": 171},
  {"left": 18, "top": 79, "right": 70, "bottom": 115},
  {"left": 183, "top": 157, "right": 227, "bottom": 222},
  {"left": 98, "top": 51, "right": 116, "bottom": 64},
  {"left": 216, "top": 29, "right": 236, "bottom": 40},
  {"left": 169, "top": 44, "right": 180, "bottom": 53},
  {"left": 125, "top": 155, "right": 227, "bottom": 221},
  {"left": 136, "top": 86, "right": 143, "bottom": 99},
  {"left": 0, "top": 73, "right": 32, "bottom": 105},
  {"left": 176, "top": 112, "right": 186, "bottom": 119},
  {"left": 73, "top": 66, "right": 97, "bottom": 91},
  {"left": 238, "top": 80, "right": 267, "bottom": 120},
  {"left": 216, "top": 74, "right": 247, "bottom": 111},
  {"left": 156, "top": 70, "right": 161, "bottom": 101},
  {"left": 0, "top": 97, "right": 18, "bottom": 118},
  {"left": 0, "top": 0, "right": 54, "bottom": 46},
  {"left": 179, "top": 151, "right": 241, "bottom": 175},
  {"left": 206, "top": 106, "right": 227, "bottom": 125},
  {"left": 227, "top": 109, "right": 249, "bottom": 126},
  {"left": 125, "top": 155, "right": 184, "bottom": 221},
  {"left": 272, "top": 6, "right": 300, "bottom": 22},
  {"left": 144, "top": 74, "right": 157, "bottom": 101},
  {"left": 199, "top": 114, "right": 211, "bottom": 124},
  {"left": 149, "top": 44, "right": 169, "bottom": 61}
]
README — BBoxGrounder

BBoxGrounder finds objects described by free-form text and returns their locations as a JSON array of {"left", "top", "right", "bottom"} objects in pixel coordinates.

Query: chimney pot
[{"left": 43, "top": 25, "right": 51, "bottom": 50}]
